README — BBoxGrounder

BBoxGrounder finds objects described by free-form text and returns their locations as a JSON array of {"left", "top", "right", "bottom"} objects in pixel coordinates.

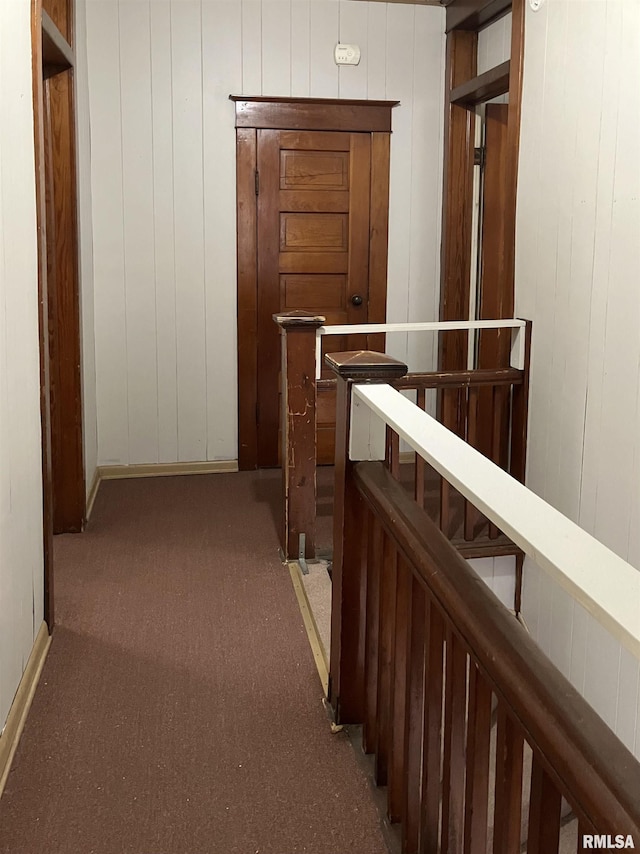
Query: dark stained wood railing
[
  {"left": 274, "top": 312, "right": 531, "bottom": 561},
  {"left": 327, "top": 351, "right": 640, "bottom": 852},
  {"left": 385, "top": 360, "right": 531, "bottom": 556}
]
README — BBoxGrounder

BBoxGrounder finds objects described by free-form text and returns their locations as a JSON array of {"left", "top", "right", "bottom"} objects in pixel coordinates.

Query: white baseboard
[
  {"left": 0, "top": 622, "right": 51, "bottom": 800},
  {"left": 97, "top": 460, "right": 239, "bottom": 482}
]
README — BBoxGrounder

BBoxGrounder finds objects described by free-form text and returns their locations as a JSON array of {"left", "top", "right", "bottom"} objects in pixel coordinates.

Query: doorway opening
[{"left": 32, "top": 0, "right": 85, "bottom": 628}]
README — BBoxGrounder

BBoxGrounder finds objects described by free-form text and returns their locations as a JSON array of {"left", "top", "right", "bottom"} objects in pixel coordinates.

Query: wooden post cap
[
  {"left": 273, "top": 311, "right": 326, "bottom": 329},
  {"left": 325, "top": 350, "right": 408, "bottom": 380}
]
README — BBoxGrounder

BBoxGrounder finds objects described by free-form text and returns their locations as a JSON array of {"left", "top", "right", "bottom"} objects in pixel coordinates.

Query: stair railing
[
  {"left": 327, "top": 350, "right": 640, "bottom": 851},
  {"left": 273, "top": 312, "right": 531, "bottom": 561}
]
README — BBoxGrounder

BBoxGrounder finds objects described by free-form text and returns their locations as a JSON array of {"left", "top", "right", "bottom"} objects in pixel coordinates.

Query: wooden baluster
[
  {"left": 421, "top": 601, "right": 445, "bottom": 853},
  {"left": 387, "top": 426, "right": 400, "bottom": 480},
  {"left": 327, "top": 350, "right": 408, "bottom": 724},
  {"left": 492, "top": 705, "right": 524, "bottom": 854},
  {"left": 389, "top": 557, "right": 412, "bottom": 823},
  {"left": 496, "top": 385, "right": 509, "bottom": 471},
  {"left": 527, "top": 755, "right": 562, "bottom": 854},
  {"left": 403, "top": 578, "right": 426, "bottom": 854},
  {"left": 488, "top": 384, "right": 503, "bottom": 539},
  {"left": 464, "top": 385, "right": 480, "bottom": 540},
  {"left": 440, "top": 388, "right": 454, "bottom": 538},
  {"left": 330, "top": 489, "right": 369, "bottom": 723},
  {"left": 364, "top": 516, "right": 384, "bottom": 754},
  {"left": 514, "top": 553, "right": 524, "bottom": 616},
  {"left": 463, "top": 664, "right": 493, "bottom": 854},
  {"left": 415, "top": 389, "right": 426, "bottom": 508},
  {"left": 376, "top": 534, "right": 398, "bottom": 786},
  {"left": 273, "top": 312, "right": 325, "bottom": 559},
  {"left": 441, "top": 630, "right": 468, "bottom": 854}
]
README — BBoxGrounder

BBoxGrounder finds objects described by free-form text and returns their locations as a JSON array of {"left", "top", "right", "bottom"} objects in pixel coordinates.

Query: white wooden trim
[
  {"left": 85, "top": 468, "right": 101, "bottom": 522},
  {"left": 510, "top": 323, "right": 527, "bottom": 371},
  {"left": 0, "top": 622, "right": 51, "bottom": 799},
  {"left": 353, "top": 383, "right": 640, "bottom": 659},
  {"left": 315, "top": 318, "right": 527, "bottom": 378},
  {"left": 288, "top": 562, "right": 329, "bottom": 697},
  {"left": 98, "top": 460, "right": 238, "bottom": 480}
]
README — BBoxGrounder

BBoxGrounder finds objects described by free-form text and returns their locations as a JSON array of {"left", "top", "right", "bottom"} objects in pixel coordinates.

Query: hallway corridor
[{"left": 0, "top": 472, "right": 388, "bottom": 854}]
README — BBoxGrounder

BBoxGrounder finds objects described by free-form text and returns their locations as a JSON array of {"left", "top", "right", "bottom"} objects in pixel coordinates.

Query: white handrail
[
  {"left": 315, "top": 319, "right": 527, "bottom": 379},
  {"left": 352, "top": 382, "right": 640, "bottom": 660}
]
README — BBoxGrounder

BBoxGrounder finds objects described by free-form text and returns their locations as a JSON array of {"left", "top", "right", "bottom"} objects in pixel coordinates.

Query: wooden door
[
  {"left": 234, "top": 96, "right": 396, "bottom": 471},
  {"left": 257, "top": 129, "right": 374, "bottom": 466}
]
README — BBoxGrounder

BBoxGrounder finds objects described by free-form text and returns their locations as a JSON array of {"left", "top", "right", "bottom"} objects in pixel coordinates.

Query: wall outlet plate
[{"left": 334, "top": 44, "right": 361, "bottom": 66}]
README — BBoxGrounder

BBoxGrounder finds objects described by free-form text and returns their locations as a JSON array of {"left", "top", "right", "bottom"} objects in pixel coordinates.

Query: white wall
[
  {"left": 477, "top": 10, "right": 511, "bottom": 75},
  {"left": 76, "top": 0, "right": 98, "bottom": 499},
  {"left": 468, "top": 556, "right": 517, "bottom": 611},
  {"left": 516, "top": 0, "right": 640, "bottom": 568},
  {"left": 521, "top": 561, "right": 640, "bottom": 760},
  {"left": 85, "top": 0, "right": 445, "bottom": 466},
  {"left": 516, "top": 0, "right": 640, "bottom": 755},
  {"left": 0, "top": 0, "right": 46, "bottom": 729}
]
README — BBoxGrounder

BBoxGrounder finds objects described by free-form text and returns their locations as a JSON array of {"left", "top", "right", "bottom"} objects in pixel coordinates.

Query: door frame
[
  {"left": 439, "top": 0, "right": 525, "bottom": 375},
  {"left": 31, "top": 0, "right": 85, "bottom": 627},
  {"left": 231, "top": 96, "right": 398, "bottom": 470}
]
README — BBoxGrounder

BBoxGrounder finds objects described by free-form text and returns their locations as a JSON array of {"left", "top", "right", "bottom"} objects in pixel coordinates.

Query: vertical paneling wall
[
  {"left": 467, "top": 556, "right": 516, "bottom": 611},
  {"left": 0, "top": 0, "right": 46, "bottom": 728},
  {"left": 85, "top": 0, "right": 445, "bottom": 466},
  {"left": 516, "top": 0, "right": 640, "bottom": 568},
  {"left": 516, "top": 0, "right": 640, "bottom": 756},
  {"left": 522, "top": 560, "right": 640, "bottom": 761},
  {"left": 476, "top": 11, "right": 511, "bottom": 75}
]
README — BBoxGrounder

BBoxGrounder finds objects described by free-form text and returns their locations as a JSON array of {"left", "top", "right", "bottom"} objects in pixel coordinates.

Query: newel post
[
  {"left": 326, "top": 351, "right": 408, "bottom": 725},
  {"left": 273, "top": 311, "right": 325, "bottom": 561}
]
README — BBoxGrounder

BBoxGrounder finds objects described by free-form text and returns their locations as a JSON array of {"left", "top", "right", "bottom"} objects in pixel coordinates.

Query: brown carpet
[{"left": 0, "top": 472, "right": 389, "bottom": 854}]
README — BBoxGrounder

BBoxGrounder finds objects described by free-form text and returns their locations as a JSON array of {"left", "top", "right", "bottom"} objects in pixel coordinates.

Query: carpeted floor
[{"left": 0, "top": 472, "right": 389, "bottom": 854}]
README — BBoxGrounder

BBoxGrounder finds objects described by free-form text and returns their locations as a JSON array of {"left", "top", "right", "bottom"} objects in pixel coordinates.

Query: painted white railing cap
[{"left": 352, "top": 382, "right": 640, "bottom": 660}]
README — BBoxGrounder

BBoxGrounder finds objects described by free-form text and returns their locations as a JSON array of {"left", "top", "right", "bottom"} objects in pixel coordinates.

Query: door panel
[
  {"left": 279, "top": 190, "right": 350, "bottom": 213},
  {"left": 280, "top": 213, "right": 349, "bottom": 252},
  {"left": 282, "top": 275, "right": 347, "bottom": 311},
  {"left": 257, "top": 128, "right": 371, "bottom": 466},
  {"left": 280, "top": 151, "right": 350, "bottom": 190},
  {"left": 279, "top": 253, "right": 348, "bottom": 275}
]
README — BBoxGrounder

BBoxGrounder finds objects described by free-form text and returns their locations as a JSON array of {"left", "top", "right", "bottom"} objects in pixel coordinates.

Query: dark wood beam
[
  {"left": 230, "top": 96, "right": 399, "bottom": 133},
  {"left": 450, "top": 60, "right": 510, "bottom": 107},
  {"left": 446, "top": 0, "right": 511, "bottom": 33}
]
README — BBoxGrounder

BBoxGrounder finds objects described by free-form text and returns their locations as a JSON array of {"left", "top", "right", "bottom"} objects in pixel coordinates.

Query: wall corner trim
[{"left": 0, "top": 622, "right": 52, "bottom": 800}]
